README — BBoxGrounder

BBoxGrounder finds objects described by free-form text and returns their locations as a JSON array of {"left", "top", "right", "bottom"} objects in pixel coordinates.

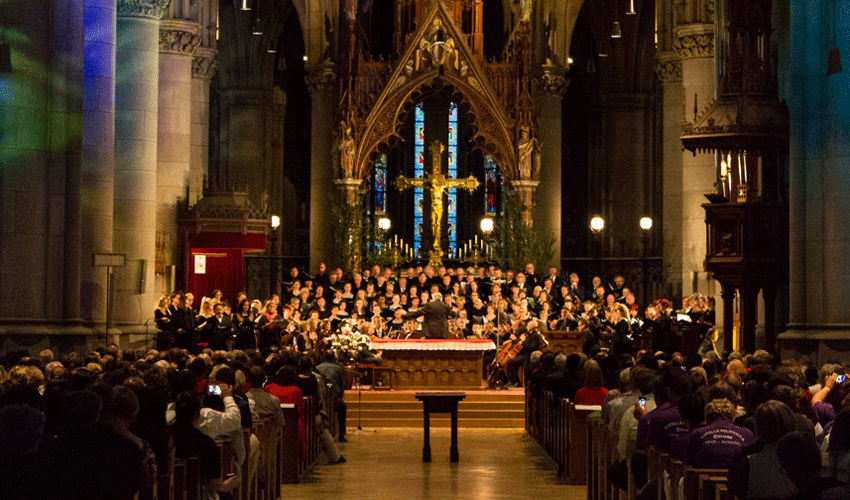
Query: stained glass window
[
  {"left": 485, "top": 155, "right": 497, "bottom": 214},
  {"left": 413, "top": 102, "right": 425, "bottom": 256},
  {"left": 374, "top": 154, "right": 387, "bottom": 214},
  {"left": 447, "top": 103, "right": 458, "bottom": 256}
]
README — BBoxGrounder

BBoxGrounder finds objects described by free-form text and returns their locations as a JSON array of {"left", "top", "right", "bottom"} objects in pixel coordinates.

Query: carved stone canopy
[
  {"left": 179, "top": 175, "right": 271, "bottom": 235},
  {"left": 681, "top": 93, "right": 788, "bottom": 154}
]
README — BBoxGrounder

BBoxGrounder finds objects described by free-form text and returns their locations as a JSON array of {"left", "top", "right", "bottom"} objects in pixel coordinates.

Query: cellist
[{"left": 505, "top": 318, "right": 542, "bottom": 388}]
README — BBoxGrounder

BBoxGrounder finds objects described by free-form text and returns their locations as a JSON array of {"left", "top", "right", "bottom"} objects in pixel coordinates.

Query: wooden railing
[{"left": 137, "top": 386, "right": 338, "bottom": 500}]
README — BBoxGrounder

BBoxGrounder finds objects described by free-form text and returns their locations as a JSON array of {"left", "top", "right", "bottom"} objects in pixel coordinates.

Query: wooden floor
[{"left": 280, "top": 427, "right": 587, "bottom": 500}]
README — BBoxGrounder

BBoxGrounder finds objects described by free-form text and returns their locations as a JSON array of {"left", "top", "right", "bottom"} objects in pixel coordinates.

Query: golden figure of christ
[{"left": 396, "top": 140, "right": 480, "bottom": 267}]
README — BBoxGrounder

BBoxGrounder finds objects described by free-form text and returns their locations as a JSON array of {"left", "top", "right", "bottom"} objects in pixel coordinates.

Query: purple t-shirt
[
  {"left": 684, "top": 419, "right": 754, "bottom": 469},
  {"left": 646, "top": 402, "right": 691, "bottom": 452}
]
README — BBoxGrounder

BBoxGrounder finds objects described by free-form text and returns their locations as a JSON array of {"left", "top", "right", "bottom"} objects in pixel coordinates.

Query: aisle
[{"left": 279, "top": 428, "right": 587, "bottom": 500}]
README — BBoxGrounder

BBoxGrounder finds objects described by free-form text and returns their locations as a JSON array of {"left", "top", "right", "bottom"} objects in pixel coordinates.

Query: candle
[
  {"left": 742, "top": 151, "right": 748, "bottom": 184},
  {"left": 474, "top": 235, "right": 478, "bottom": 245},
  {"left": 720, "top": 160, "right": 727, "bottom": 178}
]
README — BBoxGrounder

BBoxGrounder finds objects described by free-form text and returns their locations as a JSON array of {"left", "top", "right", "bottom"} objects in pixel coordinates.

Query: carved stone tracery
[
  {"left": 160, "top": 29, "right": 200, "bottom": 55},
  {"left": 674, "top": 32, "right": 715, "bottom": 59},
  {"left": 192, "top": 48, "right": 218, "bottom": 79},
  {"left": 117, "top": 0, "right": 170, "bottom": 19},
  {"left": 655, "top": 57, "right": 683, "bottom": 82}
]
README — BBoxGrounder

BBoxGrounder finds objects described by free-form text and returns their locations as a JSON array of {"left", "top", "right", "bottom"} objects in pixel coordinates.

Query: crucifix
[{"left": 396, "top": 140, "right": 479, "bottom": 268}]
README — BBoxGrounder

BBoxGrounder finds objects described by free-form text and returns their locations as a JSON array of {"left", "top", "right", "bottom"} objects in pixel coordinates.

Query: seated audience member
[
  {"left": 637, "top": 366, "right": 692, "bottom": 453},
  {"left": 173, "top": 392, "right": 237, "bottom": 500},
  {"left": 0, "top": 404, "right": 46, "bottom": 500},
  {"left": 574, "top": 359, "right": 609, "bottom": 406},
  {"left": 728, "top": 400, "right": 802, "bottom": 500},
  {"left": 683, "top": 398, "right": 754, "bottom": 469},
  {"left": 316, "top": 350, "right": 347, "bottom": 442},
  {"left": 778, "top": 431, "right": 849, "bottom": 500}
]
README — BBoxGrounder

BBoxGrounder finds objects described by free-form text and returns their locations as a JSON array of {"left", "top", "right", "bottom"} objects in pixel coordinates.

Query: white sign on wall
[{"left": 194, "top": 254, "right": 206, "bottom": 274}]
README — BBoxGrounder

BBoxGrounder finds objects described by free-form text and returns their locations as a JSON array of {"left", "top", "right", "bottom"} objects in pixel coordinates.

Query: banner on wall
[{"left": 194, "top": 254, "right": 206, "bottom": 274}]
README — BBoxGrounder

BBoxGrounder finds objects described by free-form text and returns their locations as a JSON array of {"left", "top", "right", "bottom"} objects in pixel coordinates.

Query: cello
[{"left": 487, "top": 336, "right": 524, "bottom": 388}]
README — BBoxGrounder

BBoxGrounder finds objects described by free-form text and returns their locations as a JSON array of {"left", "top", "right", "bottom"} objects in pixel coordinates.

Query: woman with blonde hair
[
  {"left": 611, "top": 302, "right": 632, "bottom": 357},
  {"left": 155, "top": 294, "right": 173, "bottom": 350}
]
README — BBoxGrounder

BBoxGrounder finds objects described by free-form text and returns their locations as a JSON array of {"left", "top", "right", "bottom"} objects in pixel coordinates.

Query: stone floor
[{"left": 279, "top": 427, "right": 587, "bottom": 500}]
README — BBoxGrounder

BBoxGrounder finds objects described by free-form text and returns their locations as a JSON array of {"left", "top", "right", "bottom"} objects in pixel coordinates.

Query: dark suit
[{"left": 404, "top": 300, "right": 457, "bottom": 338}]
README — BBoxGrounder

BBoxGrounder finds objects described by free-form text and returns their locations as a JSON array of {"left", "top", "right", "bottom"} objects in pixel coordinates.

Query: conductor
[{"left": 403, "top": 293, "right": 458, "bottom": 339}]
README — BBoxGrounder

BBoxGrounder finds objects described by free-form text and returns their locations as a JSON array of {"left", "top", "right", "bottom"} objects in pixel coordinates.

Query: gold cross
[{"left": 396, "top": 140, "right": 479, "bottom": 267}]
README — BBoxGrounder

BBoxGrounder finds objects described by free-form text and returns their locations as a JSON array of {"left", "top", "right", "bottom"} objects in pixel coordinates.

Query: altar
[{"left": 370, "top": 338, "right": 496, "bottom": 390}]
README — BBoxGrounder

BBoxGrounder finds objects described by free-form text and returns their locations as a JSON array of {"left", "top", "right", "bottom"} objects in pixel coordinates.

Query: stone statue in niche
[
  {"left": 520, "top": 0, "right": 532, "bottom": 21},
  {"left": 339, "top": 121, "right": 355, "bottom": 179},
  {"left": 517, "top": 126, "right": 540, "bottom": 180}
]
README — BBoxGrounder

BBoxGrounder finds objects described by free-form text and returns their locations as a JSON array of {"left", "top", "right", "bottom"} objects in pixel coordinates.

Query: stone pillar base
[{"left": 779, "top": 327, "right": 850, "bottom": 365}]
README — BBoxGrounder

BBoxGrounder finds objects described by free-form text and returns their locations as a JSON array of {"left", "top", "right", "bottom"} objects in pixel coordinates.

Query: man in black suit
[{"left": 403, "top": 293, "right": 457, "bottom": 338}]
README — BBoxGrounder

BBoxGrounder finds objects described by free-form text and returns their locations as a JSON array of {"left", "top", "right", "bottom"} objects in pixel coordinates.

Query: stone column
[
  {"left": 191, "top": 48, "right": 217, "bottom": 204},
  {"left": 782, "top": 0, "right": 850, "bottom": 361},
  {"left": 80, "top": 0, "right": 116, "bottom": 329},
  {"left": 535, "top": 65, "right": 567, "bottom": 269},
  {"left": 335, "top": 179, "right": 364, "bottom": 273},
  {"left": 0, "top": 0, "right": 84, "bottom": 345},
  {"left": 306, "top": 64, "right": 338, "bottom": 272},
  {"left": 655, "top": 51, "right": 683, "bottom": 299},
  {"left": 114, "top": 0, "right": 167, "bottom": 341},
  {"left": 511, "top": 180, "right": 540, "bottom": 225},
  {"left": 675, "top": 24, "right": 716, "bottom": 299},
  {"left": 157, "top": 19, "right": 199, "bottom": 294}
]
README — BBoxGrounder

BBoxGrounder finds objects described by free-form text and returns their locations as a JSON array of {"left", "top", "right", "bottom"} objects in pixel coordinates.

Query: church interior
[
  {"left": 1, "top": 0, "right": 848, "bottom": 361},
  {"left": 3, "top": 1, "right": 850, "bottom": 499}
]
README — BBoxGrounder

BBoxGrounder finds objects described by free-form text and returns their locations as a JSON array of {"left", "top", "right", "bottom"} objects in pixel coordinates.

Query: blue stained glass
[
  {"left": 374, "top": 154, "right": 387, "bottom": 214},
  {"left": 413, "top": 103, "right": 425, "bottom": 256},
  {"left": 447, "top": 102, "right": 458, "bottom": 251},
  {"left": 485, "top": 155, "right": 497, "bottom": 214},
  {"left": 415, "top": 194, "right": 424, "bottom": 216}
]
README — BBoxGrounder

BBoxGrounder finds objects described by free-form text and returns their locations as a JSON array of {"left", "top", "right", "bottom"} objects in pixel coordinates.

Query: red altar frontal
[{"left": 369, "top": 339, "right": 496, "bottom": 390}]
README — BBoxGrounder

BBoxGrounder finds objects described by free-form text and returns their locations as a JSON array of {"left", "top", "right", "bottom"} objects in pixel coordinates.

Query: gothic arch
[
  {"left": 352, "top": 1, "right": 517, "bottom": 182},
  {"left": 355, "top": 72, "right": 517, "bottom": 181}
]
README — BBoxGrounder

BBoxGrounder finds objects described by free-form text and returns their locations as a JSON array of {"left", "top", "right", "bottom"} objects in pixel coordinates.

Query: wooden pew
[
  {"left": 238, "top": 428, "right": 255, "bottom": 500},
  {"left": 252, "top": 417, "right": 280, "bottom": 500},
  {"left": 568, "top": 403, "right": 601, "bottom": 485},
  {"left": 280, "top": 403, "right": 301, "bottom": 484},
  {"left": 173, "top": 456, "right": 201, "bottom": 500},
  {"left": 172, "top": 458, "right": 187, "bottom": 500},
  {"left": 603, "top": 423, "right": 619, "bottom": 500},
  {"left": 683, "top": 468, "right": 727, "bottom": 500},
  {"left": 587, "top": 415, "right": 603, "bottom": 500},
  {"left": 557, "top": 397, "right": 569, "bottom": 478},
  {"left": 668, "top": 459, "right": 684, "bottom": 500}
]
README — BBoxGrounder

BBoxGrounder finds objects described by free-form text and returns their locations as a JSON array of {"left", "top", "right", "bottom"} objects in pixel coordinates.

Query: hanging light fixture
[
  {"left": 252, "top": 0, "right": 263, "bottom": 35},
  {"left": 627, "top": 0, "right": 636, "bottom": 15},
  {"left": 611, "top": 21, "right": 622, "bottom": 38}
]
